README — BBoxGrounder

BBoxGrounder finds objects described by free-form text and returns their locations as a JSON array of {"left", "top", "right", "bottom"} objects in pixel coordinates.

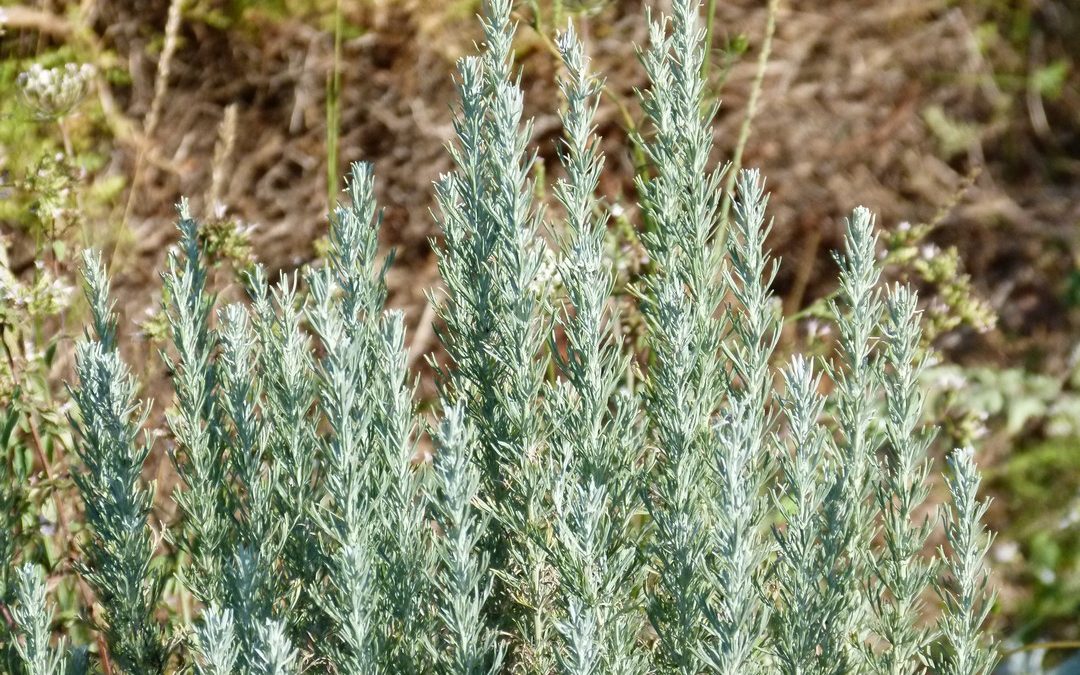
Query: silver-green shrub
[
  {"left": 10, "top": 564, "right": 76, "bottom": 675},
  {"left": 636, "top": 4, "right": 728, "bottom": 670},
  {"left": 548, "top": 24, "right": 646, "bottom": 675},
  {"left": 3, "top": 1, "right": 999, "bottom": 673},
  {"left": 68, "top": 251, "right": 165, "bottom": 674}
]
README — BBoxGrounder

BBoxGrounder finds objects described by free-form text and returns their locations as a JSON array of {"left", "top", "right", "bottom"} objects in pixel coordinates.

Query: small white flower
[
  {"left": 805, "top": 318, "right": 831, "bottom": 342},
  {"left": 530, "top": 246, "right": 562, "bottom": 299},
  {"left": 17, "top": 62, "right": 95, "bottom": 118},
  {"left": 1059, "top": 501, "right": 1080, "bottom": 530},
  {"left": 992, "top": 540, "right": 1020, "bottom": 564},
  {"left": 46, "top": 276, "right": 75, "bottom": 307},
  {"left": 237, "top": 220, "right": 259, "bottom": 238},
  {"left": 934, "top": 370, "right": 967, "bottom": 391},
  {"left": 929, "top": 297, "right": 949, "bottom": 314},
  {"left": 989, "top": 542, "right": 1015, "bottom": 561},
  {"left": 22, "top": 338, "right": 40, "bottom": 362}
]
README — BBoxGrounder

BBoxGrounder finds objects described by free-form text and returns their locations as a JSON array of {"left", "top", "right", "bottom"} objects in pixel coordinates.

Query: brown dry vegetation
[{"left": 6, "top": 1, "right": 1078, "bottom": 364}]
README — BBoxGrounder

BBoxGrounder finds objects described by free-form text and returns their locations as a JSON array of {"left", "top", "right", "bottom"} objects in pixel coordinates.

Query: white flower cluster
[
  {"left": 17, "top": 62, "right": 96, "bottom": 118},
  {"left": 0, "top": 242, "right": 75, "bottom": 317},
  {"left": 530, "top": 243, "right": 563, "bottom": 299}
]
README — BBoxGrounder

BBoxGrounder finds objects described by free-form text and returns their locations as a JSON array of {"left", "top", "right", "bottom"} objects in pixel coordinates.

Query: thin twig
[
  {"left": 0, "top": 5, "right": 72, "bottom": 37},
  {"left": 515, "top": 9, "right": 649, "bottom": 177},
  {"left": 408, "top": 296, "right": 437, "bottom": 368},
  {"left": 702, "top": 0, "right": 718, "bottom": 80},
  {"left": 715, "top": 0, "right": 778, "bottom": 251},
  {"left": 326, "top": 0, "right": 344, "bottom": 209},
  {"left": 97, "top": 631, "right": 115, "bottom": 675},
  {"left": 120, "top": 0, "right": 185, "bottom": 259},
  {"left": 207, "top": 104, "right": 238, "bottom": 216},
  {"left": 1001, "top": 641, "right": 1080, "bottom": 657},
  {"left": 143, "top": 0, "right": 185, "bottom": 139}
]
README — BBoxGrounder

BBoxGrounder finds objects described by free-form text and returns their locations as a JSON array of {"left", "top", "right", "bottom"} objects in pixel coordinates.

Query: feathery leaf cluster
[{"left": 68, "top": 250, "right": 166, "bottom": 674}]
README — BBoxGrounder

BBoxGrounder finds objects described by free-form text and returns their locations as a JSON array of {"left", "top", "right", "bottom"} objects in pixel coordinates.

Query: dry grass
[{"left": 67, "top": 0, "right": 1071, "bottom": 370}]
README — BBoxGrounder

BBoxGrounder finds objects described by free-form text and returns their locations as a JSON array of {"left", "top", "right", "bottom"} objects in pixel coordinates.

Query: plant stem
[
  {"left": 702, "top": 0, "right": 717, "bottom": 80},
  {"left": 715, "top": 0, "right": 778, "bottom": 251},
  {"left": 517, "top": 10, "right": 648, "bottom": 178},
  {"left": 1001, "top": 641, "right": 1080, "bottom": 657},
  {"left": 326, "top": 0, "right": 344, "bottom": 209}
]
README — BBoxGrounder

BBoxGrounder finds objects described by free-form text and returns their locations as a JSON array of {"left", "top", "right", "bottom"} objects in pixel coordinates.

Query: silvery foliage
[
  {"left": 10, "top": 564, "right": 83, "bottom": 675},
  {"left": 217, "top": 305, "right": 288, "bottom": 670},
  {"left": 820, "top": 206, "right": 887, "bottom": 672},
  {"left": 70, "top": 250, "right": 165, "bottom": 674},
  {"left": 151, "top": 160, "right": 426, "bottom": 672},
  {"left": 428, "top": 402, "right": 505, "bottom": 674},
  {"left": 40, "top": 0, "right": 1000, "bottom": 672},
  {"left": 162, "top": 199, "right": 231, "bottom": 607},
  {"left": 164, "top": 205, "right": 297, "bottom": 667},
  {"left": 701, "top": 169, "right": 779, "bottom": 674},
  {"left": 766, "top": 210, "right": 902, "bottom": 675},
  {"left": 186, "top": 611, "right": 298, "bottom": 675},
  {"left": 935, "top": 447, "right": 999, "bottom": 675},
  {"left": 634, "top": 1, "right": 727, "bottom": 671},
  {"left": 547, "top": 24, "right": 647, "bottom": 675},
  {"left": 307, "top": 161, "right": 430, "bottom": 672},
  {"left": 192, "top": 606, "right": 240, "bottom": 675},
  {"left": 246, "top": 264, "right": 320, "bottom": 637},
  {"left": 771, "top": 354, "right": 836, "bottom": 675},
  {"left": 252, "top": 619, "right": 300, "bottom": 675},
  {"left": 431, "top": 0, "right": 555, "bottom": 668},
  {"left": 865, "top": 284, "right": 937, "bottom": 673}
]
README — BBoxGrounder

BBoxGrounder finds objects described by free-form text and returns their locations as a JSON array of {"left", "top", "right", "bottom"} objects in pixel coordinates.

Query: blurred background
[{"left": 1, "top": 0, "right": 1078, "bottom": 667}]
